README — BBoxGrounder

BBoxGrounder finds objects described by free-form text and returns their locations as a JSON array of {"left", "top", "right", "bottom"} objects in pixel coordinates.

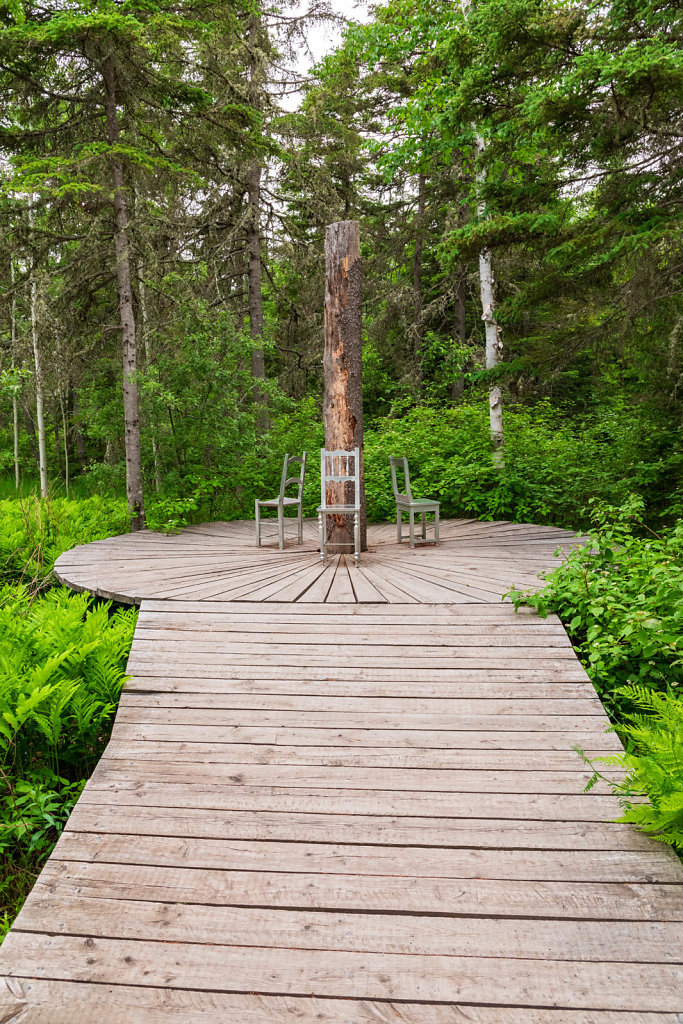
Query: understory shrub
[
  {"left": 0, "top": 494, "right": 136, "bottom": 938},
  {"left": 509, "top": 498, "right": 683, "bottom": 851}
]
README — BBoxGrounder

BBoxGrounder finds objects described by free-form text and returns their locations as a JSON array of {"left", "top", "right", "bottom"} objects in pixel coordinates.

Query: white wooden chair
[
  {"left": 317, "top": 447, "right": 361, "bottom": 567},
  {"left": 255, "top": 452, "right": 307, "bottom": 549},
  {"left": 390, "top": 456, "right": 440, "bottom": 547}
]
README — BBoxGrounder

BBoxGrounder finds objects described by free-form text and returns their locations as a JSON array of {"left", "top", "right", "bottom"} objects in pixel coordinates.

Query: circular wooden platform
[{"left": 54, "top": 518, "right": 581, "bottom": 605}]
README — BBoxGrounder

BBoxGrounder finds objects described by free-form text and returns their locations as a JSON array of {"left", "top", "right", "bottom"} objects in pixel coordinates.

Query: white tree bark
[
  {"left": 476, "top": 136, "right": 504, "bottom": 458},
  {"left": 460, "top": 0, "right": 504, "bottom": 458},
  {"left": 10, "top": 259, "right": 20, "bottom": 490},
  {"left": 28, "top": 201, "right": 48, "bottom": 497}
]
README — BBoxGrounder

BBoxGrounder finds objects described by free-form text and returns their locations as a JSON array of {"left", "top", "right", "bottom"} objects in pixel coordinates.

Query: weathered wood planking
[
  {"left": 2, "top": 520, "right": 682, "bottom": 1021},
  {"left": 54, "top": 517, "right": 584, "bottom": 604}
]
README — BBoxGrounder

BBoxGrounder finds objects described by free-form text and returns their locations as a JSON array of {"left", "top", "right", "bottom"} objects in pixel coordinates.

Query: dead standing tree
[{"left": 323, "top": 220, "right": 367, "bottom": 553}]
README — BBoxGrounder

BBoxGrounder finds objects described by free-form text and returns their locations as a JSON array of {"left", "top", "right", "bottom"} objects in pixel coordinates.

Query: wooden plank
[
  {"left": 123, "top": 677, "right": 594, "bottom": 698},
  {"left": 133, "top": 625, "right": 574, "bottom": 647},
  {"left": 79, "top": 778, "right": 625, "bottom": 822},
  {"left": 14, "top": 894, "right": 683, "bottom": 963},
  {"left": 52, "top": 832, "right": 683, "bottom": 883},
  {"left": 1, "top": 980, "right": 676, "bottom": 1024},
  {"left": 101, "top": 740, "right": 600, "bottom": 770},
  {"left": 114, "top": 706, "right": 606, "bottom": 731},
  {"left": 64, "top": 802, "right": 659, "bottom": 851},
  {"left": 129, "top": 638, "right": 579, "bottom": 658},
  {"left": 2, "top": 932, "right": 681, "bottom": 1010},
  {"left": 122, "top": 664, "right": 592, "bottom": 683},
  {"left": 121, "top": 693, "right": 603, "bottom": 716},
  {"left": 95, "top": 758, "right": 607, "bottom": 794},
  {"left": 297, "top": 557, "right": 339, "bottom": 602},
  {"left": 325, "top": 557, "right": 357, "bottom": 602},
  {"left": 110, "top": 722, "right": 621, "bottom": 751},
  {"left": 140, "top": 598, "right": 547, "bottom": 616}
]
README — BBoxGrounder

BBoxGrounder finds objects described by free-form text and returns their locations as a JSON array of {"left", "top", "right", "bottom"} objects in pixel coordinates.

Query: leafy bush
[
  {"left": 0, "top": 494, "right": 136, "bottom": 938},
  {"left": 510, "top": 498, "right": 683, "bottom": 851},
  {"left": 363, "top": 402, "right": 681, "bottom": 528},
  {"left": 509, "top": 497, "right": 682, "bottom": 716}
]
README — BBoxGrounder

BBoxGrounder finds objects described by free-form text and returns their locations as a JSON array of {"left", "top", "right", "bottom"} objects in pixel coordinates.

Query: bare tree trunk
[
  {"left": 323, "top": 220, "right": 366, "bottom": 552},
  {"left": 23, "top": 393, "right": 39, "bottom": 469},
  {"left": 53, "top": 409, "right": 62, "bottom": 475},
  {"left": 72, "top": 392, "right": 88, "bottom": 467},
  {"left": 103, "top": 55, "right": 145, "bottom": 530},
  {"left": 59, "top": 391, "right": 69, "bottom": 497},
  {"left": 474, "top": 136, "right": 504, "bottom": 458},
  {"left": 246, "top": 15, "right": 267, "bottom": 430},
  {"left": 413, "top": 173, "right": 426, "bottom": 389},
  {"left": 10, "top": 260, "right": 20, "bottom": 489},
  {"left": 247, "top": 159, "right": 267, "bottom": 407},
  {"left": 456, "top": 0, "right": 503, "bottom": 454},
  {"left": 28, "top": 202, "right": 48, "bottom": 498},
  {"left": 136, "top": 250, "right": 162, "bottom": 492}
]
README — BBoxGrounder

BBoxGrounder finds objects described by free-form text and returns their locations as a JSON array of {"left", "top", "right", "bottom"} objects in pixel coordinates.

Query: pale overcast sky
[{"left": 281, "top": 0, "right": 371, "bottom": 109}]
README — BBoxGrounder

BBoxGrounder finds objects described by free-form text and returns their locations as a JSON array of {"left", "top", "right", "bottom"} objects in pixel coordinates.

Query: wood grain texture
[{"left": 3, "top": 519, "right": 682, "bottom": 1020}]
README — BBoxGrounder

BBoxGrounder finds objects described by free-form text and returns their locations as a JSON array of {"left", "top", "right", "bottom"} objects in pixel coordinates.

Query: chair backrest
[
  {"left": 320, "top": 447, "right": 360, "bottom": 509},
  {"left": 390, "top": 456, "right": 413, "bottom": 503},
  {"left": 278, "top": 452, "right": 307, "bottom": 501}
]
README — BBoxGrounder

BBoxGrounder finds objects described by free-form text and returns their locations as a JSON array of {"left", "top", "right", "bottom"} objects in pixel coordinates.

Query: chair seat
[
  {"left": 257, "top": 497, "right": 301, "bottom": 508},
  {"left": 317, "top": 504, "right": 359, "bottom": 514},
  {"left": 395, "top": 498, "right": 440, "bottom": 509}
]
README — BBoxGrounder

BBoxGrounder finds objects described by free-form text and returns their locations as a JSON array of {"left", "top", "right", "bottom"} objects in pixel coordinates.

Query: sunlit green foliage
[
  {"left": 0, "top": 496, "right": 136, "bottom": 939},
  {"left": 510, "top": 499, "right": 683, "bottom": 850}
]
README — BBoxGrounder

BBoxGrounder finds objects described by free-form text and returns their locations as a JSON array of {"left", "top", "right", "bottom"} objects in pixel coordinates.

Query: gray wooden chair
[
  {"left": 390, "top": 456, "right": 440, "bottom": 548},
  {"left": 255, "top": 452, "right": 307, "bottom": 549},
  {"left": 317, "top": 447, "right": 361, "bottom": 567}
]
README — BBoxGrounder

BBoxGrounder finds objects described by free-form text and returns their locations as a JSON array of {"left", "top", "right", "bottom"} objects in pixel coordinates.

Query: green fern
[{"left": 586, "top": 688, "right": 683, "bottom": 851}]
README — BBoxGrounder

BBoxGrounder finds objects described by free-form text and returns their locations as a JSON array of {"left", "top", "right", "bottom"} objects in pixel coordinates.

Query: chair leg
[
  {"left": 255, "top": 501, "right": 260, "bottom": 547},
  {"left": 278, "top": 506, "right": 285, "bottom": 550},
  {"left": 434, "top": 507, "right": 440, "bottom": 545},
  {"left": 396, "top": 508, "right": 402, "bottom": 543},
  {"left": 318, "top": 512, "right": 326, "bottom": 561},
  {"left": 354, "top": 511, "right": 360, "bottom": 567},
  {"left": 409, "top": 509, "right": 415, "bottom": 549},
  {"left": 298, "top": 504, "right": 303, "bottom": 545},
  {"left": 421, "top": 512, "right": 427, "bottom": 540}
]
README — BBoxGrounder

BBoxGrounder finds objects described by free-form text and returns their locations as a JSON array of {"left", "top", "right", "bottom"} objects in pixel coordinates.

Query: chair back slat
[
  {"left": 390, "top": 456, "right": 412, "bottom": 502},
  {"left": 279, "top": 452, "right": 307, "bottom": 501},
  {"left": 320, "top": 447, "right": 360, "bottom": 509}
]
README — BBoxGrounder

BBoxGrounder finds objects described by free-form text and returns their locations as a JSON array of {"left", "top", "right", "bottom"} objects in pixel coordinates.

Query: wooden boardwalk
[{"left": 1, "top": 520, "right": 681, "bottom": 1021}]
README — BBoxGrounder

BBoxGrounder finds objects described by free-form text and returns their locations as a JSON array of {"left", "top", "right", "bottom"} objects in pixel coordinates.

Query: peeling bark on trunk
[
  {"left": 103, "top": 55, "right": 145, "bottom": 531},
  {"left": 475, "top": 135, "right": 504, "bottom": 459},
  {"left": 413, "top": 173, "right": 425, "bottom": 388},
  {"left": 28, "top": 202, "right": 48, "bottom": 498},
  {"left": 323, "top": 220, "right": 366, "bottom": 552}
]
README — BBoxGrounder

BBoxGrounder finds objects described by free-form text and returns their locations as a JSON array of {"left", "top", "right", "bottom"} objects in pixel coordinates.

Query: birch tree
[{"left": 28, "top": 202, "right": 48, "bottom": 497}]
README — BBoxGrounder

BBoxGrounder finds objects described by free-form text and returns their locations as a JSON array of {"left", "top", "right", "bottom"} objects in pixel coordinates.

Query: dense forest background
[{"left": 0, "top": 0, "right": 680, "bottom": 530}]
